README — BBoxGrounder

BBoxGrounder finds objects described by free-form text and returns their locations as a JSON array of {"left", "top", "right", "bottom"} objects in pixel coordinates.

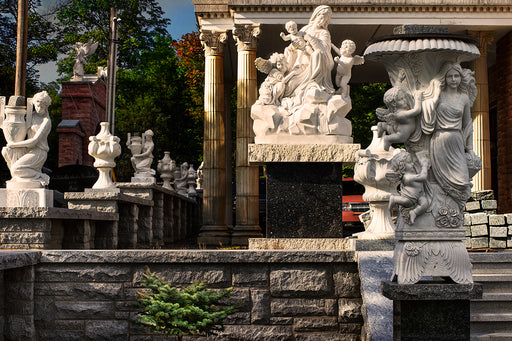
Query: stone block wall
[
  {"left": 28, "top": 250, "right": 362, "bottom": 341},
  {"left": 464, "top": 190, "right": 512, "bottom": 249}
]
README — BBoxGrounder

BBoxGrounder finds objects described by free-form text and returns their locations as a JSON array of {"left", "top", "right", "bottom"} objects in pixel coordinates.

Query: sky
[{"left": 37, "top": 0, "right": 197, "bottom": 84}]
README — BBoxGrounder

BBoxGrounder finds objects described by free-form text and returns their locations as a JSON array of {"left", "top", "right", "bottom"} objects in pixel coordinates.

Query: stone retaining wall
[{"left": 2, "top": 250, "right": 362, "bottom": 341}]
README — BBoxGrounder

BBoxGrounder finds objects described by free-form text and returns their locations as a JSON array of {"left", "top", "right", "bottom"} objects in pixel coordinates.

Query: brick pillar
[
  {"left": 496, "top": 32, "right": 512, "bottom": 213},
  {"left": 58, "top": 78, "right": 106, "bottom": 167}
]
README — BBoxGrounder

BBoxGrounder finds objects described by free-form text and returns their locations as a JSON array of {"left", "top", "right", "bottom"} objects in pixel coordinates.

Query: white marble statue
[
  {"left": 174, "top": 162, "right": 189, "bottom": 196},
  {"left": 1, "top": 92, "right": 51, "bottom": 188},
  {"left": 331, "top": 40, "right": 364, "bottom": 98},
  {"left": 88, "top": 122, "right": 121, "bottom": 189},
  {"left": 127, "top": 130, "right": 156, "bottom": 182},
  {"left": 196, "top": 161, "right": 204, "bottom": 190},
  {"left": 251, "top": 5, "right": 356, "bottom": 144},
  {"left": 363, "top": 27, "right": 482, "bottom": 284},
  {"left": 72, "top": 38, "right": 99, "bottom": 81},
  {"left": 157, "top": 151, "right": 176, "bottom": 191},
  {"left": 187, "top": 164, "right": 198, "bottom": 197}
]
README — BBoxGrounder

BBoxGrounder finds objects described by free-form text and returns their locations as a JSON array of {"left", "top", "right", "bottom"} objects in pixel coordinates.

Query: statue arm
[
  {"left": 331, "top": 43, "right": 340, "bottom": 56},
  {"left": 7, "top": 117, "right": 50, "bottom": 149},
  {"left": 400, "top": 92, "right": 423, "bottom": 119},
  {"left": 137, "top": 142, "right": 154, "bottom": 158}
]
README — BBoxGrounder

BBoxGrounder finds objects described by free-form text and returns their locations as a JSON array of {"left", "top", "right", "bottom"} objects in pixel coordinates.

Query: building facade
[{"left": 192, "top": 0, "right": 512, "bottom": 243}]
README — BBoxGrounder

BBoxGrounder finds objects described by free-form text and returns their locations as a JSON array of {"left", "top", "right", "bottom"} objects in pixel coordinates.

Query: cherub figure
[
  {"left": 376, "top": 87, "right": 423, "bottom": 151},
  {"left": 331, "top": 40, "right": 364, "bottom": 97},
  {"left": 387, "top": 151, "right": 429, "bottom": 225},
  {"left": 280, "top": 21, "right": 307, "bottom": 67},
  {"left": 254, "top": 53, "right": 289, "bottom": 105}
]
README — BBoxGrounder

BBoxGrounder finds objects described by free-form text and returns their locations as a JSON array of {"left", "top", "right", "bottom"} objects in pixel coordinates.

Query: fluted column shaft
[
  {"left": 198, "top": 31, "right": 230, "bottom": 246},
  {"left": 232, "top": 25, "right": 262, "bottom": 245},
  {"left": 469, "top": 31, "right": 494, "bottom": 191}
]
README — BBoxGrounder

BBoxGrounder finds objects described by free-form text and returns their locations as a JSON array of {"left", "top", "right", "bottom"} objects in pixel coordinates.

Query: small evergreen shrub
[{"left": 137, "top": 268, "right": 238, "bottom": 340}]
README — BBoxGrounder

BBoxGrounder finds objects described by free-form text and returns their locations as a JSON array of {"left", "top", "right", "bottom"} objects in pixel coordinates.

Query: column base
[
  {"left": 231, "top": 224, "right": 262, "bottom": 246},
  {"left": 197, "top": 225, "right": 231, "bottom": 246}
]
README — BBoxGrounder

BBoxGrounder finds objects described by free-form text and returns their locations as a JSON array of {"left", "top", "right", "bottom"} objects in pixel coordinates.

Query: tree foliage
[
  {"left": 0, "top": 0, "right": 60, "bottom": 94},
  {"left": 138, "top": 268, "right": 238, "bottom": 340}
]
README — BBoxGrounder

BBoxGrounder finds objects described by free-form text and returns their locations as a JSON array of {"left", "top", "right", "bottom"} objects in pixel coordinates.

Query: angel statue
[
  {"left": 376, "top": 87, "right": 423, "bottom": 151},
  {"left": 386, "top": 150, "right": 429, "bottom": 225},
  {"left": 331, "top": 39, "right": 365, "bottom": 98},
  {"left": 72, "top": 38, "right": 99, "bottom": 80},
  {"left": 254, "top": 53, "right": 289, "bottom": 106}
]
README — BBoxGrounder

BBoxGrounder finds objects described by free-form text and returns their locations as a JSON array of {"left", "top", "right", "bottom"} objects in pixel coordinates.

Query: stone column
[
  {"left": 468, "top": 31, "right": 494, "bottom": 191},
  {"left": 232, "top": 25, "right": 263, "bottom": 245},
  {"left": 197, "top": 30, "right": 231, "bottom": 246}
]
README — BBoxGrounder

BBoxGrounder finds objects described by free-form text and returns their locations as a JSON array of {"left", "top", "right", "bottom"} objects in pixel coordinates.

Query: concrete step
[
  {"left": 470, "top": 314, "right": 512, "bottom": 334},
  {"left": 470, "top": 252, "right": 512, "bottom": 274},
  {"left": 471, "top": 293, "right": 512, "bottom": 313},
  {"left": 471, "top": 333, "right": 512, "bottom": 340},
  {"left": 473, "top": 274, "right": 512, "bottom": 293}
]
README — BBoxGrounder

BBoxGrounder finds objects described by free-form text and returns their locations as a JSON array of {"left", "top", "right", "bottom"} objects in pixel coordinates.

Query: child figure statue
[
  {"left": 376, "top": 88, "right": 423, "bottom": 151},
  {"left": 331, "top": 39, "right": 364, "bottom": 97},
  {"left": 387, "top": 150, "right": 430, "bottom": 225},
  {"left": 280, "top": 21, "right": 307, "bottom": 67}
]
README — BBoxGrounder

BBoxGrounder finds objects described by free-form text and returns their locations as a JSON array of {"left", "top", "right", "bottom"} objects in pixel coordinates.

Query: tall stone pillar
[
  {"left": 197, "top": 30, "right": 231, "bottom": 246},
  {"left": 232, "top": 25, "right": 262, "bottom": 245},
  {"left": 468, "top": 31, "right": 494, "bottom": 191}
]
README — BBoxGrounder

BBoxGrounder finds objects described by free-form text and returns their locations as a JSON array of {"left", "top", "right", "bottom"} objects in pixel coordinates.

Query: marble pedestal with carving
[
  {"left": 382, "top": 281, "right": 482, "bottom": 341},
  {"left": 0, "top": 188, "right": 55, "bottom": 208},
  {"left": 249, "top": 143, "right": 360, "bottom": 238}
]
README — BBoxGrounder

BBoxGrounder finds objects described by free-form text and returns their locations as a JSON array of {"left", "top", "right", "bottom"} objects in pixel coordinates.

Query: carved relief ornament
[
  {"left": 233, "top": 24, "right": 261, "bottom": 51},
  {"left": 200, "top": 30, "right": 228, "bottom": 56}
]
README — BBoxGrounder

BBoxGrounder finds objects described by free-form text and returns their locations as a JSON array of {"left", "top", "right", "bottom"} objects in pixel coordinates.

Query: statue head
[
  {"left": 309, "top": 5, "right": 332, "bottom": 29},
  {"left": 144, "top": 129, "right": 154, "bottom": 139},
  {"left": 285, "top": 21, "right": 298, "bottom": 34},
  {"left": 437, "top": 62, "right": 475, "bottom": 94},
  {"left": 33, "top": 91, "right": 51, "bottom": 114},
  {"left": 383, "top": 87, "right": 411, "bottom": 112},
  {"left": 341, "top": 40, "right": 356, "bottom": 56}
]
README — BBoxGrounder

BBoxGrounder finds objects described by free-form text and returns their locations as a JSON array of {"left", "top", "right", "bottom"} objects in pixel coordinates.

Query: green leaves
[{"left": 137, "top": 268, "right": 238, "bottom": 338}]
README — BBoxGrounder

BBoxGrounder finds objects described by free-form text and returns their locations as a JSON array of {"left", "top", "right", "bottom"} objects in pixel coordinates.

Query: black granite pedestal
[
  {"left": 266, "top": 162, "right": 343, "bottom": 238},
  {"left": 381, "top": 281, "right": 482, "bottom": 341}
]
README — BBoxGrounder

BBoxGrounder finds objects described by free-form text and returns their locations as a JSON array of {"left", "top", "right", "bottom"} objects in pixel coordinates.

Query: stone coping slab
[
  {"left": 115, "top": 182, "right": 195, "bottom": 202},
  {"left": 248, "top": 143, "right": 360, "bottom": 164},
  {"left": 248, "top": 238, "right": 395, "bottom": 251},
  {"left": 64, "top": 191, "right": 153, "bottom": 206},
  {"left": 381, "top": 281, "right": 483, "bottom": 300},
  {"left": 39, "top": 250, "right": 357, "bottom": 264},
  {"left": 0, "top": 207, "right": 118, "bottom": 220},
  {"left": 0, "top": 250, "right": 39, "bottom": 270}
]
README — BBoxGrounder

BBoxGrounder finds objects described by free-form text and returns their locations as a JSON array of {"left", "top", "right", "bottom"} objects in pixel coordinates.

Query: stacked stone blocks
[{"left": 464, "top": 190, "right": 512, "bottom": 249}]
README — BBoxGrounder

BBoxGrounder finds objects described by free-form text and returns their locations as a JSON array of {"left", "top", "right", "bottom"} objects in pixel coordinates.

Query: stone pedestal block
[
  {"left": 0, "top": 189, "right": 54, "bottom": 208},
  {"left": 249, "top": 144, "right": 359, "bottom": 239},
  {"left": 382, "top": 281, "right": 482, "bottom": 341}
]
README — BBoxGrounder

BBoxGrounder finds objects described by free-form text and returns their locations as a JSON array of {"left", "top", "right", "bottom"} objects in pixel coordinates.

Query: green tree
[
  {"left": 138, "top": 268, "right": 238, "bottom": 340},
  {"left": 0, "top": 0, "right": 60, "bottom": 94},
  {"left": 55, "top": 0, "right": 169, "bottom": 79}
]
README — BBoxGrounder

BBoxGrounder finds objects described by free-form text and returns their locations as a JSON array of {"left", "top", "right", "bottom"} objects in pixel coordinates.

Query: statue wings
[
  {"left": 77, "top": 38, "right": 99, "bottom": 57},
  {"left": 376, "top": 107, "right": 395, "bottom": 125},
  {"left": 255, "top": 57, "right": 273, "bottom": 74}
]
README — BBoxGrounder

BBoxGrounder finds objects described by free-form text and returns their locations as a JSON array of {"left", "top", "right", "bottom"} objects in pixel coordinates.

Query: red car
[{"left": 342, "top": 178, "right": 369, "bottom": 235}]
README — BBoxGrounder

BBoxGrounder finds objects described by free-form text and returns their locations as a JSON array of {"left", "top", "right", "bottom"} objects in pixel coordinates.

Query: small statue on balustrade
[
  {"left": 1, "top": 91, "right": 52, "bottom": 187},
  {"left": 174, "top": 162, "right": 189, "bottom": 196},
  {"left": 376, "top": 88, "right": 423, "bottom": 151},
  {"left": 127, "top": 130, "right": 156, "bottom": 181}
]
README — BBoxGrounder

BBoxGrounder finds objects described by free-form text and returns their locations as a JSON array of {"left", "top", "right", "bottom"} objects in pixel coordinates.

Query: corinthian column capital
[
  {"left": 233, "top": 24, "right": 261, "bottom": 52},
  {"left": 467, "top": 31, "right": 494, "bottom": 55},
  {"left": 200, "top": 30, "right": 228, "bottom": 56}
]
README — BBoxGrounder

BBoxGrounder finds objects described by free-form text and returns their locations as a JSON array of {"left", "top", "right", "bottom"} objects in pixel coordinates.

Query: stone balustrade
[{"left": 0, "top": 184, "right": 201, "bottom": 250}]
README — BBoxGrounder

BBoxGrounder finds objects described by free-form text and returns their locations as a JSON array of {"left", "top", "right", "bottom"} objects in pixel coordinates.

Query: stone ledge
[
  {"left": 0, "top": 251, "right": 40, "bottom": 270},
  {"left": 248, "top": 143, "right": 360, "bottom": 164},
  {"left": 64, "top": 192, "right": 153, "bottom": 206},
  {"left": 115, "top": 182, "right": 194, "bottom": 201},
  {"left": 39, "top": 250, "right": 357, "bottom": 264},
  {"left": 0, "top": 207, "right": 118, "bottom": 221},
  {"left": 381, "top": 281, "right": 483, "bottom": 301}
]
